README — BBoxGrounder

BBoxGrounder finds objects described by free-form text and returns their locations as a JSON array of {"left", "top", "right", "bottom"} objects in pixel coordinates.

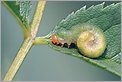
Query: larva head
[
  {"left": 51, "top": 34, "right": 60, "bottom": 44},
  {"left": 51, "top": 34, "right": 65, "bottom": 45}
]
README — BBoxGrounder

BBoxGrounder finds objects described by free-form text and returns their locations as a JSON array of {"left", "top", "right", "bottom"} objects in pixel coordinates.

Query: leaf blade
[
  {"left": 48, "top": 2, "right": 121, "bottom": 76},
  {"left": 2, "top": 1, "right": 32, "bottom": 37},
  {"left": 2, "top": 1, "right": 25, "bottom": 29}
]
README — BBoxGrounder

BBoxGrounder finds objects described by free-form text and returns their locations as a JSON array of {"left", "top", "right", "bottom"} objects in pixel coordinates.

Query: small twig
[
  {"left": 3, "top": 38, "right": 33, "bottom": 81},
  {"left": 30, "top": 0, "right": 46, "bottom": 38},
  {"left": 3, "top": 0, "right": 46, "bottom": 81},
  {"left": 33, "top": 36, "right": 51, "bottom": 45}
]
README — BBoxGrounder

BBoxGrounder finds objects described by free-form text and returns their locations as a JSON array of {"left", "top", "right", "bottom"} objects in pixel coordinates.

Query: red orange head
[{"left": 51, "top": 34, "right": 60, "bottom": 44}]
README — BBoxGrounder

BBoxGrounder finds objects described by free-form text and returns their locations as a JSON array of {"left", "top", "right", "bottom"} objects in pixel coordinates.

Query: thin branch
[
  {"left": 3, "top": 38, "right": 33, "bottom": 81},
  {"left": 33, "top": 36, "right": 51, "bottom": 45},
  {"left": 30, "top": 0, "right": 46, "bottom": 38},
  {"left": 3, "top": 0, "right": 46, "bottom": 81}
]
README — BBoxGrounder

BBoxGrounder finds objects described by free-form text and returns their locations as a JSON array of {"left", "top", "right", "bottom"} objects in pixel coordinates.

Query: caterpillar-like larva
[{"left": 51, "top": 23, "right": 106, "bottom": 58}]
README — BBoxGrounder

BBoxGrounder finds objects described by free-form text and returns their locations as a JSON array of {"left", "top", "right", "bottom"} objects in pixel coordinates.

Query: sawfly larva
[{"left": 51, "top": 23, "right": 106, "bottom": 58}]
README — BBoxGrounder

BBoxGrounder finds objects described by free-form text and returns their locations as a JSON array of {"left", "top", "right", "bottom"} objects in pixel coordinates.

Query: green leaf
[
  {"left": 2, "top": 1, "right": 32, "bottom": 28},
  {"left": 49, "top": 2, "right": 121, "bottom": 76}
]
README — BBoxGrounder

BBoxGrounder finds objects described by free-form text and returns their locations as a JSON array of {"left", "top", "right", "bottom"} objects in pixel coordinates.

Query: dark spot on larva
[
  {"left": 69, "top": 43, "right": 77, "bottom": 49},
  {"left": 56, "top": 43, "right": 77, "bottom": 49}
]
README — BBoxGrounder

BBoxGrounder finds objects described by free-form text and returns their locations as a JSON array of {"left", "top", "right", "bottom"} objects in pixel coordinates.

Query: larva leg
[
  {"left": 60, "top": 43, "right": 64, "bottom": 48},
  {"left": 59, "top": 41, "right": 65, "bottom": 48},
  {"left": 67, "top": 45, "right": 70, "bottom": 48},
  {"left": 67, "top": 42, "right": 71, "bottom": 48}
]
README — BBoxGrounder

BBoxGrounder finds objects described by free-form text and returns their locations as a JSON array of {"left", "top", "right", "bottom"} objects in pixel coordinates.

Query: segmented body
[
  {"left": 52, "top": 23, "right": 104, "bottom": 46},
  {"left": 51, "top": 23, "right": 106, "bottom": 58}
]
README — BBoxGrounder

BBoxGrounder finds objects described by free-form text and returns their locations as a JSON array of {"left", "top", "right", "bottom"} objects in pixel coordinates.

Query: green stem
[
  {"left": 3, "top": 0, "right": 46, "bottom": 81},
  {"left": 4, "top": 38, "right": 33, "bottom": 81},
  {"left": 30, "top": 0, "right": 46, "bottom": 39},
  {"left": 33, "top": 36, "right": 51, "bottom": 45}
]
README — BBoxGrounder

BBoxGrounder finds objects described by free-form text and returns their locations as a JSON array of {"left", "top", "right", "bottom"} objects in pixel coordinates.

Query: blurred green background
[{"left": 1, "top": 1, "right": 121, "bottom": 81}]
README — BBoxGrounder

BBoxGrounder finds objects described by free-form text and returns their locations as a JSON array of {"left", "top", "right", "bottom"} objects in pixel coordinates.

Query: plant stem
[
  {"left": 3, "top": 38, "right": 33, "bottom": 81},
  {"left": 3, "top": 0, "right": 46, "bottom": 81},
  {"left": 33, "top": 36, "right": 51, "bottom": 45},
  {"left": 30, "top": 0, "right": 46, "bottom": 39}
]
